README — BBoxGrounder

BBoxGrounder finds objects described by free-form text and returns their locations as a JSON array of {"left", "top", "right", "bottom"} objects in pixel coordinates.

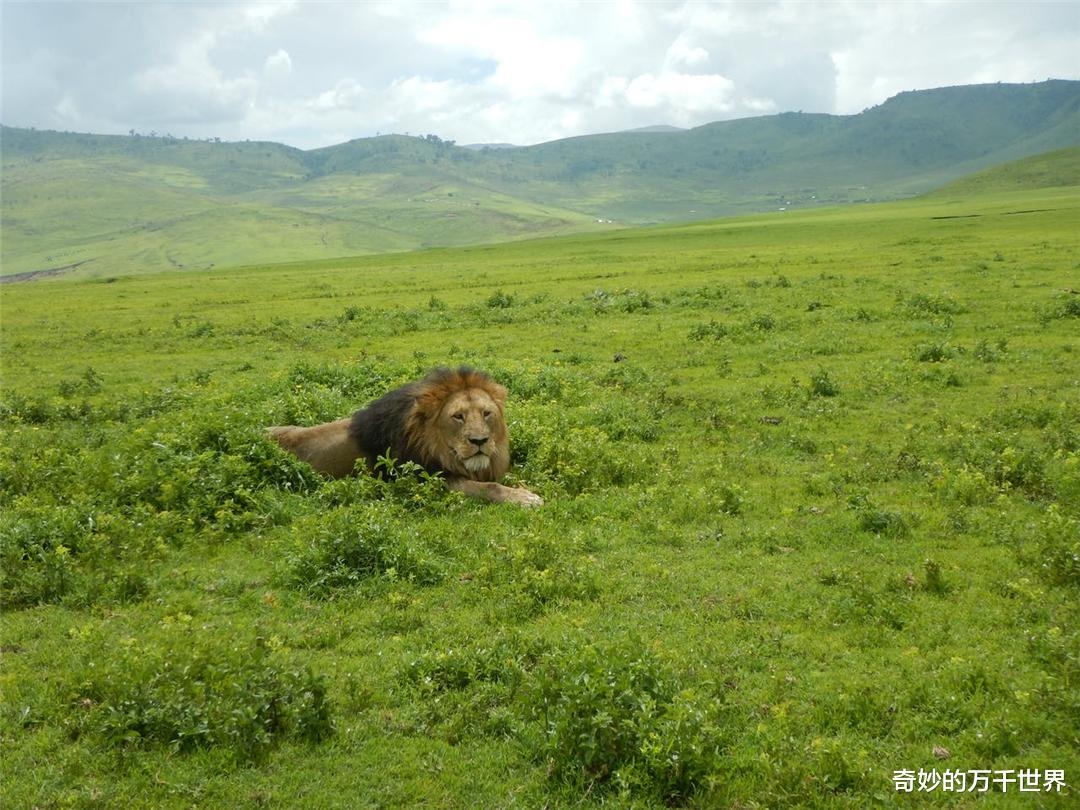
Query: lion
[{"left": 266, "top": 366, "right": 543, "bottom": 507}]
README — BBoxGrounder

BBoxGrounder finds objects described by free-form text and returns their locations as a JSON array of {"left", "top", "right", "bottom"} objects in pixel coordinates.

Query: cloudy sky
[{"left": 2, "top": 1, "right": 1078, "bottom": 149}]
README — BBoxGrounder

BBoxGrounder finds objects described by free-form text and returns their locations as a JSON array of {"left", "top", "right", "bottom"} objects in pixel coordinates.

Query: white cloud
[
  {"left": 131, "top": 31, "right": 258, "bottom": 124},
  {"left": 827, "top": 2, "right": 1080, "bottom": 114},
  {"left": 387, "top": 76, "right": 474, "bottom": 116},
  {"left": 264, "top": 49, "right": 293, "bottom": 79},
  {"left": 53, "top": 94, "right": 81, "bottom": 124},
  {"left": 625, "top": 72, "right": 734, "bottom": 112},
  {"left": 308, "top": 79, "right": 366, "bottom": 113},
  {"left": 417, "top": 12, "right": 588, "bottom": 101},
  {"left": 665, "top": 36, "right": 710, "bottom": 70},
  {"left": 1, "top": 1, "right": 1076, "bottom": 147},
  {"left": 242, "top": 0, "right": 297, "bottom": 29}
]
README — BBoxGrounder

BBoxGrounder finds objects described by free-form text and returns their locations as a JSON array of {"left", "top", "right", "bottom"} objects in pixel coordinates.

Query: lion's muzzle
[{"left": 463, "top": 453, "right": 492, "bottom": 474}]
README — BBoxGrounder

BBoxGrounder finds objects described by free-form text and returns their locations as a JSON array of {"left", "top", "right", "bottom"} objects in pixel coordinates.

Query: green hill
[
  {"left": 2, "top": 80, "right": 1078, "bottom": 278},
  {"left": 926, "top": 146, "right": 1080, "bottom": 197}
]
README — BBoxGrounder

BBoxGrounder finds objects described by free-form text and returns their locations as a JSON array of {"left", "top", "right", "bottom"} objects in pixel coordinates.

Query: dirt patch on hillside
[{"left": 0, "top": 259, "right": 96, "bottom": 284}]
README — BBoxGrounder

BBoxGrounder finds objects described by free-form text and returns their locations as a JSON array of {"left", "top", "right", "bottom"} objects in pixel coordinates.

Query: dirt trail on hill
[{"left": 0, "top": 259, "right": 96, "bottom": 284}]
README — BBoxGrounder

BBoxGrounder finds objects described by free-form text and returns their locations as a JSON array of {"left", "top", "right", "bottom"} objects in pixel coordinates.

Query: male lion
[{"left": 267, "top": 366, "right": 543, "bottom": 507}]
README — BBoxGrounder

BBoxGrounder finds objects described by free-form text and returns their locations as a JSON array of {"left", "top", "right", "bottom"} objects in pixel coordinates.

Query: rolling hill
[
  {"left": 2, "top": 80, "right": 1078, "bottom": 278},
  {"left": 925, "top": 145, "right": 1080, "bottom": 197}
]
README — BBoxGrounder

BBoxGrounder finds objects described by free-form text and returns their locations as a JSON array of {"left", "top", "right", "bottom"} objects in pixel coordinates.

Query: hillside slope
[
  {"left": 926, "top": 146, "right": 1080, "bottom": 197},
  {"left": 2, "top": 80, "right": 1078, "bottom": 277}
]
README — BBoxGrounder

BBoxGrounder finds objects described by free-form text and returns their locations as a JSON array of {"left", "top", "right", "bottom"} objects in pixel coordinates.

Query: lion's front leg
[{"left": 447, "top": 478, "right": 544, "bottom": 507}]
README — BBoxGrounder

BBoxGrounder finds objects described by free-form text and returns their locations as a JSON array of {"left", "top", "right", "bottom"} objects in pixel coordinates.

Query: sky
[{"left": 2, "top": 1, "right": 1078, "bottom": 150}]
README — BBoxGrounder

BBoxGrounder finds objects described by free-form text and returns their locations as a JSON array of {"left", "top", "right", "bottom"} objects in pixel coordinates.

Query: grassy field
[{"left": 2, "top": 179, "right": 1079, "bottom": 807}]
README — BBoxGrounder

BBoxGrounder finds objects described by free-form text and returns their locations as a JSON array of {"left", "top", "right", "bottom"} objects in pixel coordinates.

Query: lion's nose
[{"left": 469, "top": 436, "right": 489, "bottom": 448}]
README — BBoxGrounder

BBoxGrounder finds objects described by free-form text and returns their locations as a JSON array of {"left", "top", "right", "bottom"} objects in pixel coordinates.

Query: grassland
[{"left": 2, "top": 179, "right": 1079, "bottom": 807}]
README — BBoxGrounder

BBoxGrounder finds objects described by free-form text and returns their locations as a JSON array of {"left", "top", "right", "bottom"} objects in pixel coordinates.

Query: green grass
[{"left": 2, "top": 183, "right": 1079, "bottom": 807}]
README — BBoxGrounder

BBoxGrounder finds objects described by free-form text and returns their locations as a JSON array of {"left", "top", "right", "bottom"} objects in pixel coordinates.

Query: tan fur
[
  {"left": 265, "top": 419, "right": 359, "bottom": 478},
  {"left": 266, "top": 369, "right": 542, "bottom": 507}
]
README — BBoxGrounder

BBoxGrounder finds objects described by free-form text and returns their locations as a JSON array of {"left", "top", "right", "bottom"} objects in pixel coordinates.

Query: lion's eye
[
  {"left": 452, "top": 413, "right": 465, "bottom": 422},
  {"left": 483, "top": 410, "right": 492, "bottom": 419}
]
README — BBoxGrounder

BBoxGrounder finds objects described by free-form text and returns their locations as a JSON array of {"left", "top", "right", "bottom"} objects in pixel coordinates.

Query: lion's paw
[{"left": 507, "top": 487, "right": 544, "bottom": 508}]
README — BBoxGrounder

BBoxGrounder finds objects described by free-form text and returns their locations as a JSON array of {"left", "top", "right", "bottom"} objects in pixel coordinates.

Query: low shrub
[
  {"left": 525, "top": 642, "right": 724, "bottom": 802},
  {"left": 285, "top": 359, "right": 405, "bottom": 402},
  {"left": 405, "top": 641, "right": 532, "bottom": 693},
  {"left": 1037, "top": 507, "right": 1080, "bottom": 587},
  {"left": 856, "top": 506, "right": 909, "bottom": 537},
  {"left": 510, "top": 403, "right": 645, "bottom": 495},
  {"left": 1040, "top": 295, "right": 1080, "bottom": 323},
  {"left": 974, "top": 442, "right": 1051, "bottom": 500},
  {"left": 808, "top": 369, "right": 840, "bottom": 398},
  {"left": 974, "top": 337, "right": 1008, "bottom": 362},
  {"left": 0, "top": 500, "right": 86, "bottom": 607},
  {"left": 831, "top": 576, "right": 911, "bottom": 630},
  {"left": 64, "top": 635, "right": 332, "bottom": 761},
  {"left": 932, "top": 464, "right": 998, "bottom": 505},
  {"left": 713, "top": 483, "right": 746, "bottom": 516},
  {"left": 616, "top": 289, "right": 654, "bottom": 312},
  {"left": 280, "top": 504, "right": 443, "bottom": 595},
  {"left": 585, "top": 288, "right": 654, "bottom": 314},
  {"left": 688, "top": 320, "right": 730, "bottom": 342},
  {"left": 921, "top": 558, "right": 953, "bottom": 596},
  {"left": 899, "top": 292, "right": 964, "bottom": 316},
  {"left": 486, "top": 289, "right": 515, "bottom": 309},
  {"left": 472, "top": 531, "right": 600, "bottom": 620},
  {"left": 583, "top": 397, "right": 663, "bottom": 442},
  {"left": 488, "top": 362, "right": 573, "bottom": 402},
  {"left": 0, "top": 497, "right": 161, "bottom": 609},
  {"left": 1026, "top": 620, "right": 1080, "bottom": 719},
  {"left": 912, "top": 342, "right": 955, "bottom": 363},
  {"left": 402, "top": 635, "right": 549, "bottom": 740},
  {"left": 748, "top": 313, "right": 776, "bottom": 331}
]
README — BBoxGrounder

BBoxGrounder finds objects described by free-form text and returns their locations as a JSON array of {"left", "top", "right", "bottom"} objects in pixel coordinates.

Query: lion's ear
[
  {"left": 488, "top": 383, "right": 508, "bottom": 408},
  {"left": 411, "top": 389, "right": 444, "bottom": 424}
]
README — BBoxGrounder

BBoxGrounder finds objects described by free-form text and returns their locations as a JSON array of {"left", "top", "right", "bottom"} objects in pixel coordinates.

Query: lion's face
[
  {"left": 434, "top": 388, "right": 509, "bottom": 480},
  {"left": 406, "top": 370, "right": 512, "bottom": 482}
]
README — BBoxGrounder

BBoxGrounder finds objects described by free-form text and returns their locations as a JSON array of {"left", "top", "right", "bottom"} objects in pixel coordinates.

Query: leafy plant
[
  {"left": 856, "top": 505, "right": 909, "bottom": 537},
  {"left": 64, "top": 635, "right": 333, "bottom": 761},
  {"left": 1037, "top": 507, "right": 1080, "bottom": 587},
  {"left": 749, "top": 313, "right": 776, "bottom": 331},
  {"left": 486, "top": 289, "right": 515, "bottom": 308},
  {"left": 921, "top": 558, "right": 952, "bottom": 595},
  {"left": 471, "top": 532, "right": 599, "bottom": 620},
  {"left": 808, "top": 368, "right": 840, "bottom": 397},
  {"left": 525, "top": 642, "right": 724, "bottom": 802},
  {"left": 899, "top": 292, "right": 964, "bottom": 316},
  {"left": 401, "top": 635, "right": 548, "bottom": 740},
  {"left": 280, "top": 505, "right": 444, "bottom": 595},
  {"left": 913, "top": 341, "right": 955, "bottom": 362}
]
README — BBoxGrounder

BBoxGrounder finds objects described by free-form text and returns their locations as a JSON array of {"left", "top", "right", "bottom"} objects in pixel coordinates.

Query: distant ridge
[
  {"left": 2, "top": 80, "right": 1078, "bottom": 277},
  {"left": 461, "top": 142, "right": 520, "bottom": 151},
  {"left": 619, "top": 125, "right": 686, "bottom": 133}
]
